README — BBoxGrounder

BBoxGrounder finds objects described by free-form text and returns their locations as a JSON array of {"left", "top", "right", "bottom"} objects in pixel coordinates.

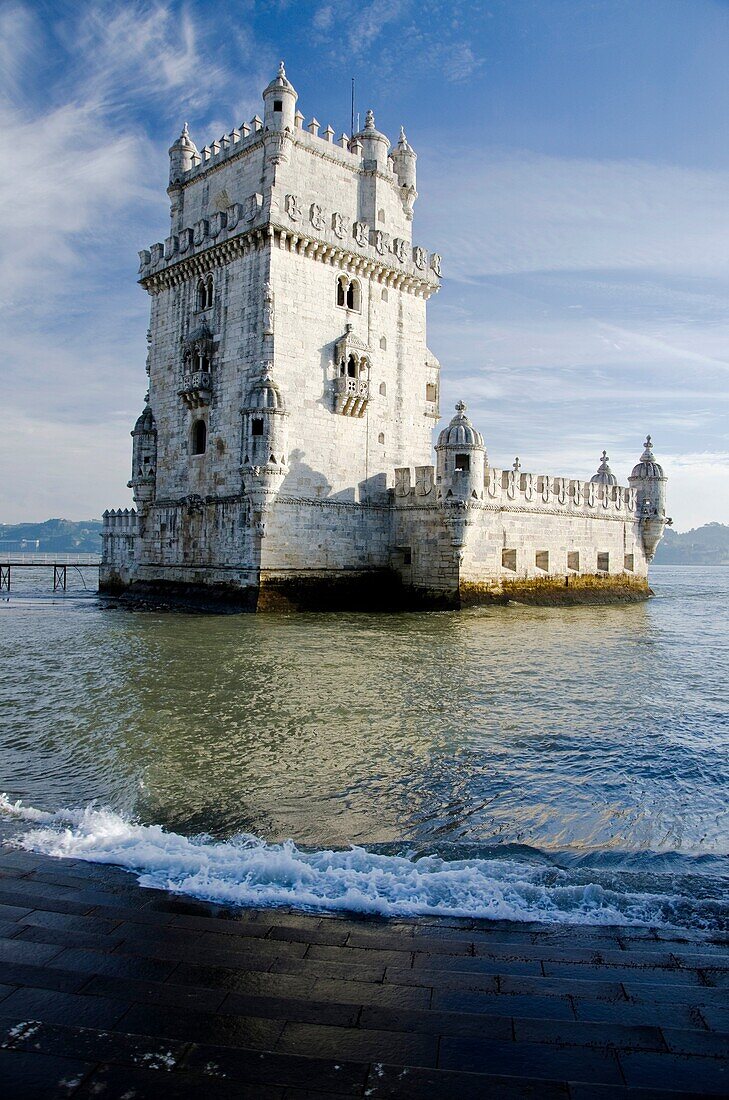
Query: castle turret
[
  {"left": 435, "top": 402, "right": 486, "bottom": 557},
  {"left": 390, "top": 127, "right": 417, "bottom": 220},
  {"left": 128, "top": 403, "right": 157, "bottom": 507},
  {"left": 436, "top": 402, "right": 486, "bottom": 503},
  {"left": 240, "top": 367, "right": 289, "bottom": 536},
  {"left": 168, "top": 123, "right": 198, "bottom": 184},
  {"left": 590, "top": 450, "right": 617, "bottom": 486},
  {"left": 629, "top": 436, "right": 670, "bottom": 561},
  {"left": 263, "top": 61, "right": 298, "bottom": 133},
  {"left": 355, "top": 110, "right": 390, "bottom": 172}
]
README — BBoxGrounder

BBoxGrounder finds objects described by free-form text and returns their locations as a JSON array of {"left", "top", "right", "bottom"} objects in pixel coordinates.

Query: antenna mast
[{"left": 351, "top": 77, "right": 355, "bottom": 138}]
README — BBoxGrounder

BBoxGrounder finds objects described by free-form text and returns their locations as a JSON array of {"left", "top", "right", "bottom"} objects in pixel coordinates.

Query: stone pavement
[{"left": 0, "top": 843, "right": 726, "bottom": 1098}]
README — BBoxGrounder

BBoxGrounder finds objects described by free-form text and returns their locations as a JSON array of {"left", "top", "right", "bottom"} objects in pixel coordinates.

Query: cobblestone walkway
[{"left": 0, "top": 845, "right": 727, "bottom": 1097}]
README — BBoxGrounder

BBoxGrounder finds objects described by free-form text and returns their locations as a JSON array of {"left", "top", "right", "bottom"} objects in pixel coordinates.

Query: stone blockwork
[{"left": 101, "top": 65, "right": 669, "bottom": 609}]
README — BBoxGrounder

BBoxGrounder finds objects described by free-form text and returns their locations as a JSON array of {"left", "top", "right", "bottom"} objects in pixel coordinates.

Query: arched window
[
  {"left": 379, "top": 336, "right": 387, "bottom": 350},
  {"left": 347, "top": 354, "right": 357, "bottom": 378},
  {"left": 381, "top": 288, "right": 388, "bottom": 302},
  {"left": 197, "top": 275, "right": 213, "bottom": 311},
  {"left": 191, "top": 420, "right": 207, "bottom": 455},
  {"left": 336, "top": 276, "right": 347, "bottom": 307},
  {"left": 379, "top": 382, "right": 386, "bottom": 396},
  {"left": 346, "top": 279, "right": 360, "bottom": 310},
  {"left": 378, "top": 208, "right": 385, "bottom": 223},
  {"left": 378, "top": 432, "right": 385, "bottom": 444}
]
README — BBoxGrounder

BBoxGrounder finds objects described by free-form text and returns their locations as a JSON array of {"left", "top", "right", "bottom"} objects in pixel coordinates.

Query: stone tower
[{"left": 101, "top": 65, "right": 668, "bottom": 609}]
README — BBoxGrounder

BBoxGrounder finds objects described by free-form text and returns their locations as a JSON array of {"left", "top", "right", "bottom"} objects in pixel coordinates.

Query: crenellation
[{"left": 102, "top": 64, "right": 668, "bottom": 608}]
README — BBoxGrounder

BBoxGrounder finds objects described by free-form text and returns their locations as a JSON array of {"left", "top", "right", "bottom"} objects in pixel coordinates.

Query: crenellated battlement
[
  {"left": 394, "top": 465, "right": 638, "bottom": 518},
  {"left": 102, "top": 508, "right": 138, "bottom": 530}
]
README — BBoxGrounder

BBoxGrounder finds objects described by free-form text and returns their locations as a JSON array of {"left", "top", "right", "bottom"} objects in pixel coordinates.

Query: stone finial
[
  {"left": 365, "top": 109, "right": 375, "bottom": 130},
  {"left": 455, "top": 400, "right": 467, "bottom": 414},
  {"left": 323, "top": 125, "right": 334, "bottom": 142},
  {"left": 278, "top": 60, "right": 286, "bottom": 78},
  {"left": 513, "top": 457, "right": 521, "bottom": 472},
  {"left": 307, "top": 118, "right": 320, "bottom": 136},
  {"left": 642, "top": 435, "right": 654, "bottom": 458},
  {"left": 339, "top": 133, "right": 349, "bottom": 148},
  {"left": 591, "top": 449, "right": 617, "bottom": 486},
  {"left": 294, "top": 110, "right": 305, "bottom": 129}
]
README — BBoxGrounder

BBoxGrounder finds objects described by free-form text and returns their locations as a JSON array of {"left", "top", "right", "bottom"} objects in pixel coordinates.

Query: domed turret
[
  {"left": 590, "top": 450, "right": 617, "bottom": 487},
  {"left": 629, "top": 435, "right": 670, "bottom": 562},
  {"left": 128, "top": 403, "right": 157, "bottom": 506},
  {"left": 436, "top": 402, "right": 487, "bottom": 503},
  {"left": 168, "top": 123, "right": 198, "bottom": 184},
  {"left": 354, "top": 109, "right": 390, "bottom": 172},
  {"left": 390, "top": 127, "right": 417, "bottom": 219},
  {"left": 263, "top": 61, "right": 298, "bottom": 132},
  {"left": 631, "top": 435, "right": 664, "bottom": 481},
  {"left": 240, "top": 365, "right": 289, "bottom": 534}
]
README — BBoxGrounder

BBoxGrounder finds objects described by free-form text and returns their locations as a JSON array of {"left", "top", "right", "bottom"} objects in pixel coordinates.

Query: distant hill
[
  {"left": 0, "top": 518, "right": 103, "bottom": 555},
  {"left": 653, "top": 523, "right": 729, "bottom": 565}
]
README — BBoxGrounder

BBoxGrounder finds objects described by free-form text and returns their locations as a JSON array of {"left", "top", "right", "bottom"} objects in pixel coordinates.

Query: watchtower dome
[
  {"left": 263, "top": 61, "right": 298, "bottom": 132},
  {"left": 436, "top": 402, "right": 486, "bottom": 502}
]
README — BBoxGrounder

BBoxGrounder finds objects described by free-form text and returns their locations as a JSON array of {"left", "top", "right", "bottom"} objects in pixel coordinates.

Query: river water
[{"left": 1, "top": 566, "right": 727, "bottom": 928}]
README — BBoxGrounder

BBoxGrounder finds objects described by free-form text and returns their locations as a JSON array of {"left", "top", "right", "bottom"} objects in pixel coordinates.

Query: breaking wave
[{"left": 1, "top": 796, "right": 727, "bottom": 929}]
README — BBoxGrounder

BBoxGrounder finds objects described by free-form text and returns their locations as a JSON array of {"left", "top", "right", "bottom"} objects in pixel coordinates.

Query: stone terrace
[{"left": 0, "top": 843, "right": 727, "bottom": 1098}]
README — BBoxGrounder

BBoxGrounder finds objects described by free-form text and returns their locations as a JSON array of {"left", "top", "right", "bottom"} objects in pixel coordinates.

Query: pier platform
[{"left": 0, "top": 841, "right": 727, "bottom": 1098}]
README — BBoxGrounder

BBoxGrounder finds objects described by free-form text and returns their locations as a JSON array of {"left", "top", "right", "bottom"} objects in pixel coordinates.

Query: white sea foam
[{"left": 0, "top": 795, "right": 716, "bottom": 926}]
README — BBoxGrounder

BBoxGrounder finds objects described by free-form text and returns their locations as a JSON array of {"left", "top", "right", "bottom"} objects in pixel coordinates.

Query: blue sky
[{"left": 2, "top": 0, "right": 729, "bottom": 529}]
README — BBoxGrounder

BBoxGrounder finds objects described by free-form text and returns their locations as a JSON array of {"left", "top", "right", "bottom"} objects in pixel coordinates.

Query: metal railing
[{"left": 0, "top": 553, "right": 101, "bottom": 565}]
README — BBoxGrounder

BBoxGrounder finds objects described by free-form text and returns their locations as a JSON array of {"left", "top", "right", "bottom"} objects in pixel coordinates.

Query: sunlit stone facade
[{"left": 101, "top": 66, "right": 668, "bottom": 608}]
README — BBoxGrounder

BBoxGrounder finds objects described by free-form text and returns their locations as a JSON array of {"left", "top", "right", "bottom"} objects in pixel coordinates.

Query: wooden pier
[{"left": 0, "top": 554, "right": 101, "bottom": 592}]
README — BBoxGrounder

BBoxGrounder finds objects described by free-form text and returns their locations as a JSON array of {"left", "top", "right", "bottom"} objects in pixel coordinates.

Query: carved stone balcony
[
  {"left": 335, "top": 376, "right": 369, "bottom": 417},
  {"left": 179, "top": 371, "right": 212, "bottom": 409}
]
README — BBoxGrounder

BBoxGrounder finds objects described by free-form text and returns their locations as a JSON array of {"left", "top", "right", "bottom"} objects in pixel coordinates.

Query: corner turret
[
  {"left": 391, "top": 127, "right": 418, "bottom": 220},
  {"left": 436, "top": 402, "right": 486, "bottom": 502},
  {"left": 354, "top": 110, "right": 390, "bottom": 172},
  {"left": 629, "top": 436, "right": 670, "bottom": 561},
  {"left": 128, "top": 403, "right": 157, "bottom": 506},
  {"left": 263, "top": 61, "right": 298, "bottom": 133},
  {"left": 435, "top": 402, "right": 486, "bottom": 558},
  {"left": 168, "top": 123, "right": 198, "bottom": 184},
  {"left": 240, "top": 366, "right": 289, "bottom": 536}
]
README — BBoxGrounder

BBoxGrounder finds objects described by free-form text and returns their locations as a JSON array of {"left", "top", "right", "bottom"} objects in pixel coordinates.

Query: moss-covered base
[
  {"left": 100, "top": 570, "right": 652, "bottom": 612},
  {"left": 460, "top": 572, "right": 651, "bottom": 607}
]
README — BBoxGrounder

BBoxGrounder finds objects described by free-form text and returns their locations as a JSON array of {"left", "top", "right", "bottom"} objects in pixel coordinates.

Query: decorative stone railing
[
  {"left": 335, "top": 377, "right": 369, "bottom": 417},
  {"left": 179, "top": 371, "right": 212, "bottom": 409}
]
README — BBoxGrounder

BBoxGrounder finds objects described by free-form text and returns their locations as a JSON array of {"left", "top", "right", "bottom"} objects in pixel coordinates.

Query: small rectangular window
[
  {"left": 502, "top": 548, "right": 517, "bottom": 571},
  {"left": 426, "top": 383, "right": 437, "bottom": 402},
  {"left": 567, "top": 551, "right": 580, "bottom": 572},
  {"left": 252, "top": 418, "right": 264, "bottom": 437},
  {"left": 597, "top": 552, "right": 610, "bottom": 572},
  {"left": 273, "top": 99, "right": 283, "bottom": 112},
  {"left": 402, "top": 547, "right": 412, "bottom": 565},
  {"left": 624, "top": 553, "right": 634, "bottom": 572},
  {"left": 455, "top": 454, "right": 470, "bottom": 471},
  {"left": 535, "top": 550, "right": 549, "bottom": 572}
]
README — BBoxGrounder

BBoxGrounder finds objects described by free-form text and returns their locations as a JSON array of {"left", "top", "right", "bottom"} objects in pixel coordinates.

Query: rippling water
[{"left": 1, "top": 566, "right": 727, "bottom": 927}]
